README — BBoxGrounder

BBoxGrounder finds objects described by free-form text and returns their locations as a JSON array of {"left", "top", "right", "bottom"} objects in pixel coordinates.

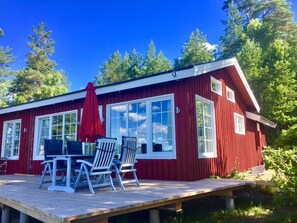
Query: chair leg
[
  {"left": 116, "top": 171, "right": 125, "bottom": 190},
  {"left": 74, "top": 166, "right": 83, "bottom": 190},
  {"left": 108, "top": 174, "right": 116, "bottom": 190},
  {"left": 133, "top": 171, "right": 140, "bottom": 187},
  {"left": 84, "top": 166, "right": 94, "bottom": 194},
  {"left": 39, "top": 164, "right": 51, "bottom": 189},
  {"left": 39, "top": 171, "right": 46, "bottom": 189},
  {"left": 86, "top": 174, "right": 94, "bottom": 194}
]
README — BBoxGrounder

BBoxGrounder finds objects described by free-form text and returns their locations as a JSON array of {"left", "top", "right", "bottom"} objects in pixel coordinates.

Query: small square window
[
  {"left": 211, "top": 76, "right": 222, "bottom": 95},
  {"left": 234, "top": 113, "right": 245, "bottom": 135},
  {"left": 226, "top": 87, "right": 235, "bottom": 102}
]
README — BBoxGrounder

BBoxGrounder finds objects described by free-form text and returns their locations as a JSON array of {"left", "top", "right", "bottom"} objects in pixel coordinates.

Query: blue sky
[{"left": 1, "top": 1, "right": 296, "bottom": 91}]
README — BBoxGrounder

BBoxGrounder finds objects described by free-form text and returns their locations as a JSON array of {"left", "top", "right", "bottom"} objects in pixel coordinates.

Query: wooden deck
[{"left": 0, "top": 174, "right": 255, "bottom": 223}]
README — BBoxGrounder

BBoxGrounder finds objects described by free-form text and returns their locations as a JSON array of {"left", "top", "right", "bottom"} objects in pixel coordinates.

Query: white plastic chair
[
  {"left": 74, "top": 138, "right": 117, "bottom": 193},
  {"left": 112, "top": 136, "right": 140, "bottom": 189}
]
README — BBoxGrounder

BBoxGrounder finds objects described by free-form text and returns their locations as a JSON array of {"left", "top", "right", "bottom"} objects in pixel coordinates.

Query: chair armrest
[
  {"left": 113, "top": 159, "right": 121, "bottom": 165},
  {"left": 76, "top": 159, "right": 93, "bottom": 167},
  {"left": 111, "top": 160, "right": 122, "bottom": 171},
  {"left": 54, "top": 157, "right": 68, "bottom": 161},
  {"left": 41, "top": 160, "right": 53, "bottom": 165}
]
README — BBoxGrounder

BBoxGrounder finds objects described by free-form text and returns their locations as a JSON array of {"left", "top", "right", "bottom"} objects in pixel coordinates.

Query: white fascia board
[
  {"left": 232, "top": 58, "right": 260, "bottom": 112},
  {"left": 246, "top": 111, "right": 277, "bottom": 128},
  {"left": 0, "top": 91, "right": 87, "bottom": 115},
  {"left": 194, "top": 57, "right": 260, "bottom": 113},
  {"left": 0, "top": 68, "right": 195, "bottom": 115},
  {"left": 94, "top": 68, "right": 194, "bottom": 95},
  {"left": 0, "top": 57, "right": 260, "bottom": 115},
  {"left": 193, "top": 58, "right": 233, "bottom": 76}
]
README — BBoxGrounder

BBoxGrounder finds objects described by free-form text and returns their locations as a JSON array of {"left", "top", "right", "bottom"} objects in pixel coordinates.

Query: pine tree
[
  {"left": 125, "top": 49, "right": 143, "bottom": 79},
  {"left": 0, "top": 28, "right": 15, "bottom": 107},
  {"left": 219, "top": 0, "right": 245, "bottom": 58},
  {"left": 174, "top": 29, "right": 213, "bottom": 69},
  {"left": 95, "top": 41, "right": 172, "bottom": 85},
  {"left": 10, "top": 23, "right": 68, "bottom": 104},
  {"left": 142, "top": 40, "right": 172, "bottom": 75},
  {"left": 94, "top": 51, "right": 125, "bottom": 85}
]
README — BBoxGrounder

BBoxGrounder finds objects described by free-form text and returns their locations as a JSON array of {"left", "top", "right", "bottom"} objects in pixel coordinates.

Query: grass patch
[{"left": 110, "top": 187, "right": 297, "bottom": 223}]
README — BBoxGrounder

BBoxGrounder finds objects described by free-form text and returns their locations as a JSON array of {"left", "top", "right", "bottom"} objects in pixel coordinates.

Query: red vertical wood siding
[
  {"left": 0, "top": 67, "right": 265, "bottom": 180},
  {"left": 0, "top": 100, "right": 84, "bottom": 175}
]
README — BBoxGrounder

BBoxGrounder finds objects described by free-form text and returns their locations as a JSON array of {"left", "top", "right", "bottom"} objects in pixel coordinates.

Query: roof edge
[
  {"left": 246, "top": 111, "right": 277, "bottom": 128},
  {"left": 0, "top": 57, "right": 260, "bottom": 115},
  {"left": 194, "top": 57, "right": 260, "bottom": 113}
]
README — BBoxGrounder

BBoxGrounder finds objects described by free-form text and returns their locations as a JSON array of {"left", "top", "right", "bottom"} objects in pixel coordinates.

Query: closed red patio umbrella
[{"left": 79, "top": 82, "right": 104, "bottom": 143}]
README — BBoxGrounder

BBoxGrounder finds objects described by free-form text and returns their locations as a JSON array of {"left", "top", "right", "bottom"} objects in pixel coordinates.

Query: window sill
[
  {"left": 198, "top": 154, "right": 217, "bottom": 159},
  {"left": 33, "top": 156, "right": 44, "bottom": 161},
  {"left": 2, "top": 157, "right": 19, "bottom": 160},
  {"left": 136, "top": 154, "right": 176, "bottom": 160}
]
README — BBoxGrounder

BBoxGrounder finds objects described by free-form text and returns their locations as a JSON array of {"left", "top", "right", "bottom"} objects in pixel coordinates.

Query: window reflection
[
  {"left": 2, "top": 120, "right": 21, "bottom": 158},
  {"left": 36, "top": 112, "right": 77, "bottom": 156},
  {"left": 109, "top": 97, "right": 174, "bottom": 156},
  {"left": 196, "top": 96, "right": 216, "bottom": 157}
]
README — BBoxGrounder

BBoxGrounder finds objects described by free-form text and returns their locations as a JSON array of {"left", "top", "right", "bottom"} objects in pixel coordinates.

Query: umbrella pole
[
  {"left": 88, "top": 140, "right": 90, "bottom": 155},
  {"left": 86, "top": 138, "right": 90, "bottom": 155}
]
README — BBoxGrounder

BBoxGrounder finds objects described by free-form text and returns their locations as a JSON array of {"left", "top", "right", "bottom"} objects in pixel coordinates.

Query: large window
[
  {"left": 107, "top": 94, "right": 175, "bottom": 159},
  {"left": 33, "top": 110, "right": 77, "bottom": 160},
  {"left": 195, "top": 95, "right": 217, "bottom": 158},
  {"left": 1, "top": 119, "right": 21, "bottom": 159},
  {"left": 234, "top": 113, "right": 245, "bottom": 135}
]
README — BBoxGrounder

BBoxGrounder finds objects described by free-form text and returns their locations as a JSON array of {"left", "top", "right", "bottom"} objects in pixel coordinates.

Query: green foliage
[
  {"left": 142, "top": 40, "right": 172, "bottom": 75},
  {"left": 263, "top": 147, "right": 297, "bottom": 206},
  {"left": 95, "top": 51, "right": 125, "bottom": 85},
  {"left": 124, "top": 49, "right": 143, "bottom": 79},
  {"left": 0, "top": 28, "right": 15, "bottom": 107},
  {"left": 237, "top": 38, "right": 266, "bottom": 89},
  {"left": 94, "top": 41, "right": 172, "bottom": 85},
  {"left": 275, "top": 124, "right": 297, "bottom": 149},
  {"left": 175, "top": 29, "right": 214, "bottom": 69},
  {"left": 260, "top": 38, "right": 297, "bottom": 129},
  {"left": 10, "top": 22, "right": 68, "bottom": 104},
  {"left": 221, "top": 0, "right": 297, "bottom": 146},
  {"left": 219, "top": 0, "right": 245, "bottom": 58}
]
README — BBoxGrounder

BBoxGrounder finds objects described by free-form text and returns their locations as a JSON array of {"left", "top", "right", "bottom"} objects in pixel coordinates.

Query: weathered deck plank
[{"left": 0, "top": 175, "right": 254, "bottom": 222}]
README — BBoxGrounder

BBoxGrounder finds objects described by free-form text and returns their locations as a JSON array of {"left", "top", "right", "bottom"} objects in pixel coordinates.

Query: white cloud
[
  {"left": 111, "top": 105, "right": 126, "bottom": 113},
  {"left": 128, "top": 112, "right": 146, "bottom": 122},
  {"left": 203, "top": 42, "right": 218, "bottom": 51}
]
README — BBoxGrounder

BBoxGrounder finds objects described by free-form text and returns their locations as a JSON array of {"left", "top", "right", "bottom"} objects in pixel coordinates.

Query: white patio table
[{"left": 47, "top": 154, "right": 93, "bottom": 193}]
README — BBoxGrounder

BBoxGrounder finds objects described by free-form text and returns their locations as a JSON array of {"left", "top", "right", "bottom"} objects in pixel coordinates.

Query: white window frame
[
  {"left": 210, "top": 76, "right": 222, "bottom": 96},
  {"left": 106, "top": 94, "right": 176, "bottom": 159},
  {"left": 1, "top": 119, "right": 21, "bottom": 160},
  {"left": 234, "top": 113, "right": 245, "bottom": 135},
  {"left": 226, "top": 86, "right": 235, "bottom": 103},
  {"left": 195, "top": 95, "right": 217, "bottom": 158},
  {"left": 33, "top": 110, "right": 78, "bottom": 160}
]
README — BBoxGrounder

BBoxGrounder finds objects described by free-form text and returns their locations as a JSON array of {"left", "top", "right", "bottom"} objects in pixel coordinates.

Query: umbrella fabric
[{"left": 79, "top": 82, "right": 103, "bottom": 142}]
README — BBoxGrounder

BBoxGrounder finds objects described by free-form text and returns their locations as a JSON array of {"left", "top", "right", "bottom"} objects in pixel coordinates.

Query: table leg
[
  {"left": 48, "top": 156, "right": 75, "bottom": 193},
  {"left": 52, "top": 158, "right": 57, "bottom": 186},
  {"left": 66, "top": 157, "right": 72, "bottom": 188}
]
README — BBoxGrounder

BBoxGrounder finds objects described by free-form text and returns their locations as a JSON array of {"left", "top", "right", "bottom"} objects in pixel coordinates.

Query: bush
[
  {"left": 263, "top": 147, "right": 297, "bottom": 206},
  {"left": 275, "top": 124, "right": 297, "bottom": 149}
]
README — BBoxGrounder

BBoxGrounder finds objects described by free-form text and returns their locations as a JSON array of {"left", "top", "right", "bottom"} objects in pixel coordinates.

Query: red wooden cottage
[{"left": 0, "top": 58, "right": 276, "bottom": 180}]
